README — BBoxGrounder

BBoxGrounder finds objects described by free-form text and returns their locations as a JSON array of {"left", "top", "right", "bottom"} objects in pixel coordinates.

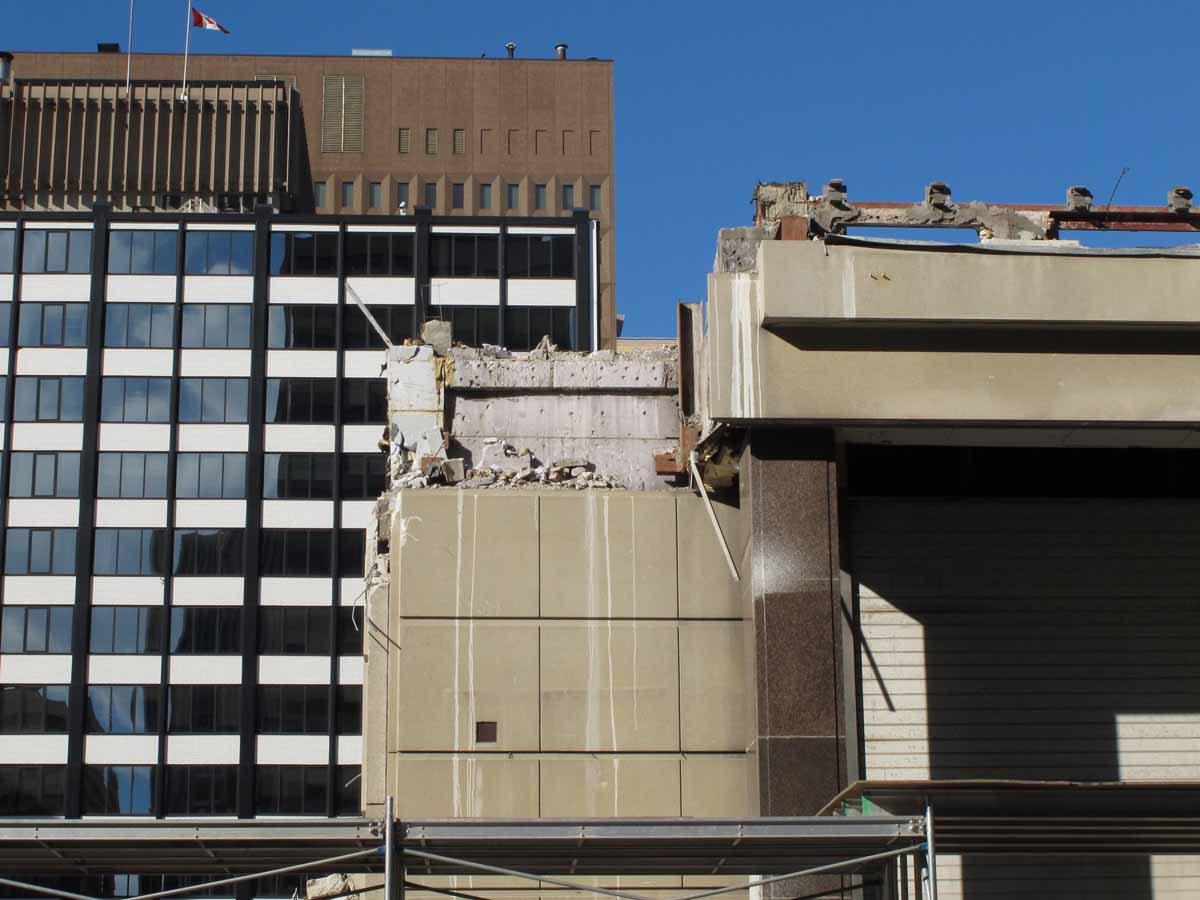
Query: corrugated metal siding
[{"left": 852, "top": 498, "right": 1200, "bottom": 900}]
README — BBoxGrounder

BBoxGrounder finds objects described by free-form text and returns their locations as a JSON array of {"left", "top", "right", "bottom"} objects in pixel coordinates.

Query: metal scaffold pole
[{"left": 924, "top": 805, "right": 938, "bottom": 900}]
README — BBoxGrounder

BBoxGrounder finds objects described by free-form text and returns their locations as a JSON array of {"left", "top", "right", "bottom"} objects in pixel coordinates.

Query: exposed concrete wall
[
  {"left": 387, "top": 345, "right": 681, "bottom": 490},
  {"left": 705, "top": 240, "right": 1200, "bottom": 426},
  {"left": 361, "top": 488, "right": 752, "bottom": 898}
]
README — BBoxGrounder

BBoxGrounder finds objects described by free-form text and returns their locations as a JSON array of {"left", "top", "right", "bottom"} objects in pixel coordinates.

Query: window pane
[
  {"left": 130, "top": 233, "right": 154, "bottom": 274},
  {"left": 228, "top": 306, "right": 251, "bottom": 347},
  {"left": 108, "top": 232, "right": 132, "bottom": 274},
  {"left": 154, "top": 231, "right": 178, "bottom": 274},
  {"left": 204, "top": 305, "right": 228, "bottom": 348},
  {"left": 9, "top": 453, "right": 32, "bottom": 497},
  {"left": 68, "top": 231, "right": 92, "bottom": 273},
  {"left": 64, "top": 305, "right": 88, "bottom": 346},
  {"left": 128, "top": 303, "right": 153, "bottom": 348},
  {"left": 45, "top": 233, "right": 68, "bottom": 273},
  {"left": 181, "top": 306, "right": 204, "bottom": 347},
  {"left": 105, "top": 305, "right": 129, "bottom": 347},
  {"left": 185, "top": 234, "right": 207, "bottom": 274},
  {"left": 151, "top": 304, "right": 175, "bottom": 347},
  {"left": 22, "top": 231, "right": 46, "bottom": 273},
  {"left": 59, "top": 378, "right": 83, "bottom": 421}
]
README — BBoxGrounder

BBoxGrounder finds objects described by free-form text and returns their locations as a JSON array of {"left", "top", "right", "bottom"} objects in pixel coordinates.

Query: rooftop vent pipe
[
  {"left": 505, "top": 42, "right": 516, "bottom": 59},
  {"left": 555, "top": 43, "right": 568, "bottom": 60},
  {"left": 0, "top": 52, "right": 12, "bottom": 86}
]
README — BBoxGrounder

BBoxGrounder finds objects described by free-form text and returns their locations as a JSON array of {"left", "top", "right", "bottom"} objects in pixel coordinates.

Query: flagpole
[
  {"left": 125, "top": 0, "right": 135, "bottom": 98},
  {"left": 180, "top": 0, "right": 193, "bottom": 100}
]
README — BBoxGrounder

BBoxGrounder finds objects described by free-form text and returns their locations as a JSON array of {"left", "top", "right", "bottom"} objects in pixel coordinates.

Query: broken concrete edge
[{"left": 384, "top": 342, "right": 686, "bottom": 492}]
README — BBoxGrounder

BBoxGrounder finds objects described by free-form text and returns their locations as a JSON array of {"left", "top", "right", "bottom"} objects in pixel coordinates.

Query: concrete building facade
[
  {"left": 354, "top": 182, "right": 1200, "bottom": 900},
  {"left": 1, "top": 49, "right": 618, "bottom": 347}
]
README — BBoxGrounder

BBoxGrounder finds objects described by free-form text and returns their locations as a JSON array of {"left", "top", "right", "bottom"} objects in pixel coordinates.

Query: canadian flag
[{"left": 192, "top": 8, "right": 230, "bottom": 33}]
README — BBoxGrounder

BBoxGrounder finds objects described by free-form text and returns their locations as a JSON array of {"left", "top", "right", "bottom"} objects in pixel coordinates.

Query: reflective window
[
  {"left": 340, "top": 379, "right": 387, "bottom": 424},
  {"left": 425, "top": 305, "right": 499, "bottom": 347},
  {"left": 22, "top": 229, "right": 91, "bottom": 274},
  {"left": 97, "top": 452, "right": 170, "bottom": 499},
  {"left": 368, "top": 182, "right": 382, "bottom": 209},
  {"left": 89, "top": 607, "right": 164, "bottom": 654},
  {"left": 424, "top": 183, "right": 437, "bottom": 208},
  {"left": 173, "top": 529, "right": 244, "bottom": 576},
  {"left": 0, "top": 304, "right": 11, "bottom": 347},
  {"left": 267, "top": 305, "right": 337, "bottom": 349},
  {"left": 506, "top": 183, "right": 520, "bottom": 210},
  {"left": 184, "top": 231, "right": 253, "bottom": 276},
  {"left": 18, "top": 303, "right": 88, "bottom": 347},
  {"left": 86, "top": 685, "right": 160, "bottom": 734},
  {"left": 263, "top": 453, "right": 334, "bottom": 500},
  {"left": 479, "top": 183, "right": 493, "bottom": 210},
  {"left": 268, "top": 232, "right": 338, "bottom": 277},
  {"left": 93, "top": 528, "right": 169, "bottom": 576},
  {"left": 0, "top": 606, "right": 73, "bottom": 653},
  {"left": 341, "top": 304, "right": 413, "bottom": 349},
  {"left": 342, "top": 232, "right": 414, "bottom": 277},
  {"left": 505, "top": 234, "right": 574, "bottom": 278},
  {"left": 259, "top": 607, "right": 332, "bottom": 654},
  {"left": 178, "top": 378, "right": 249, "bottom": 423},
  {"left": 337, "top": 764, "right": 361, "bottom": 815},
  {"left": 562, "top": 183, "right": 575, "bottom": 210},
  {"left": 589, "top": 185, "right": 602, "bottom": 212},
  {"left": 168, "top": 685, "right": 240, "bottom": 732},
  {"left": 451, "top": 182, "right": 465, "bottom": 209},
  {"left": 8, "top": 452, "right": 80, "bottom": 498},
  {"left": 175, "top": 453, "right": 246, "bottom": 499},
  {"left": 100, "top": 377, "right": 172, "bottom": 423},
  {"left": 264, "top": 379, "right": 336, "bottom": 424},
  {"left": 504, "top": 306, "right": 575, "bottom": 352},
  {"left": 108, "top": 230, "right": 178, "bottom": 275},
  {"left": 0, "top": 685, "right": 69, "bottom": 734},
  {"left": 0, "top": 765, "right": 66, "bottom": 815},
  {"left": 255, "top": 765, "right": 327, "bottom": 815},
  {"left": 82, "top": 765, "right": 156, "bottom": 815},
  {"left": 5, "top": 528, "right": 76, "bottom": 575},
  {"left": 261, "top": 529, "right": 332, "bottom": 577},
  {"left": 181, "top": 304, "right": 252, "bottom": 348},
  {"left": 105, "top": 303, "right": 176, "bottom": 348},
  {"left": 165, "top": 765, "right": 237, "bottom": 816},
  {"left": 169, "top": 607, "right": 242, "bottom": 654},
  {"left": 429, "top": 234, "right": 499, "bottom": 278},
  {"left": 0, "top": 230, "right": 14, "bottom": 273},
  {"left": 534, "top": 184, "right": 547, "bottom": 210},
  {"left": 13, "top": 376, "right": 84, "bottom": 421},
  {"left": 258, "top": 685, "right": 329, "bottom": 734},
  {"left": 340, "top": 528, "right": 366, "bottom": 579},
  {"left": 339, "top": 454, "right": 387, "bottom": 500},
  {"left": 336, "top": 685, "right": 362, "bottom": 734},
  {"left": 338, "top": 607, "right": 364, "bottom": 655}
]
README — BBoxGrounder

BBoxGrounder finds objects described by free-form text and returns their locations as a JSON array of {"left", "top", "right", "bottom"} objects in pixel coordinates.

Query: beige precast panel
[
  {"left": 681, "top": 756, "right": 756, "bottom": 817},
  {"left": 393, "top": 621, "right": 540, "bottom": 752},
  {"left": 539, "top": 756, "right": 682, "bottom": 817},
  {"left": 677, "top": 498, "right": 741, "bottom": 618},
  {"left": 394, "top": 491, "right": 539, "bottom": 617},
  {"left": 539, "top": 621, "right": 681, "bottom": 752},
  {"left": 679, "top": 622, "right": 752, "bottom": 752},
  {"left": 540, "top": 492, "right": 678, "bottom": 618},
  {"left": 394, "top": 756, "right": 538, "bottom": 818}
]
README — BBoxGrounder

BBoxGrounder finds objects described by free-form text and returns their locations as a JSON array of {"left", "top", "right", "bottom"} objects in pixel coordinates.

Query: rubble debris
[{"left": 420, "top": 319, "right": 453, "bottom": 355}]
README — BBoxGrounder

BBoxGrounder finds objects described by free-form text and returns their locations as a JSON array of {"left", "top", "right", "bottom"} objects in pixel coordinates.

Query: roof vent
[
  {"left": 1066, "top": 186, "right": 1093, "bottom": 212},
  {"left": 351, "top": 48, "right": 392, "bottom": 57},
  {"left": 555, "top": 43, "right": 568, "bottom": 60},
  {"left": 505, "top": 42, "right": 516, "bottom": 59},
  {"left": 97, "top": 42, "right": 121, "bottom": 54}
]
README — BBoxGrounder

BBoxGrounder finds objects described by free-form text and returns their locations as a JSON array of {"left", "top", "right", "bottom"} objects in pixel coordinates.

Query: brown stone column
[{"left": 748, "top": 426, "right": 855, "bottom": 804}]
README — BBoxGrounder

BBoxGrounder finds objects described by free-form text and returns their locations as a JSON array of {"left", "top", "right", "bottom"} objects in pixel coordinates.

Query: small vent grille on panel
[
  {"left": 398, "top": 127, "right": 410, "bottom": 154},
  {"left": 321, "top": 75, "right": 365, "bottom": 153},
  {"left": 453, "top": 128, "right": 465, "bottom": 154}
]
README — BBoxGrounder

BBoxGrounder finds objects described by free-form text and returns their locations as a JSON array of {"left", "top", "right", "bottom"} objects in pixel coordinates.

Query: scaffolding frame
[{"left": 0, "top": 801, "right": 932, "bottom": 900}]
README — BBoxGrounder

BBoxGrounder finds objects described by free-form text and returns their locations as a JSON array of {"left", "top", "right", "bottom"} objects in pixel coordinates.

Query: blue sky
[{"left": 8, "top": 0, "right": 1200, "bottom": 336}]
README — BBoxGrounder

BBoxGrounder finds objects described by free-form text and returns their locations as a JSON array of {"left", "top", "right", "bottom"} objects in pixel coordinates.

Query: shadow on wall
[{"left": 849, "top": 495, "right": 1200, "bottom": 900}]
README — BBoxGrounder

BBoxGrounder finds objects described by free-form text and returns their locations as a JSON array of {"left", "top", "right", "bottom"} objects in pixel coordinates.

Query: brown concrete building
[{"left": 1, "top": 48, "right": 618, "bottom": 345}]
